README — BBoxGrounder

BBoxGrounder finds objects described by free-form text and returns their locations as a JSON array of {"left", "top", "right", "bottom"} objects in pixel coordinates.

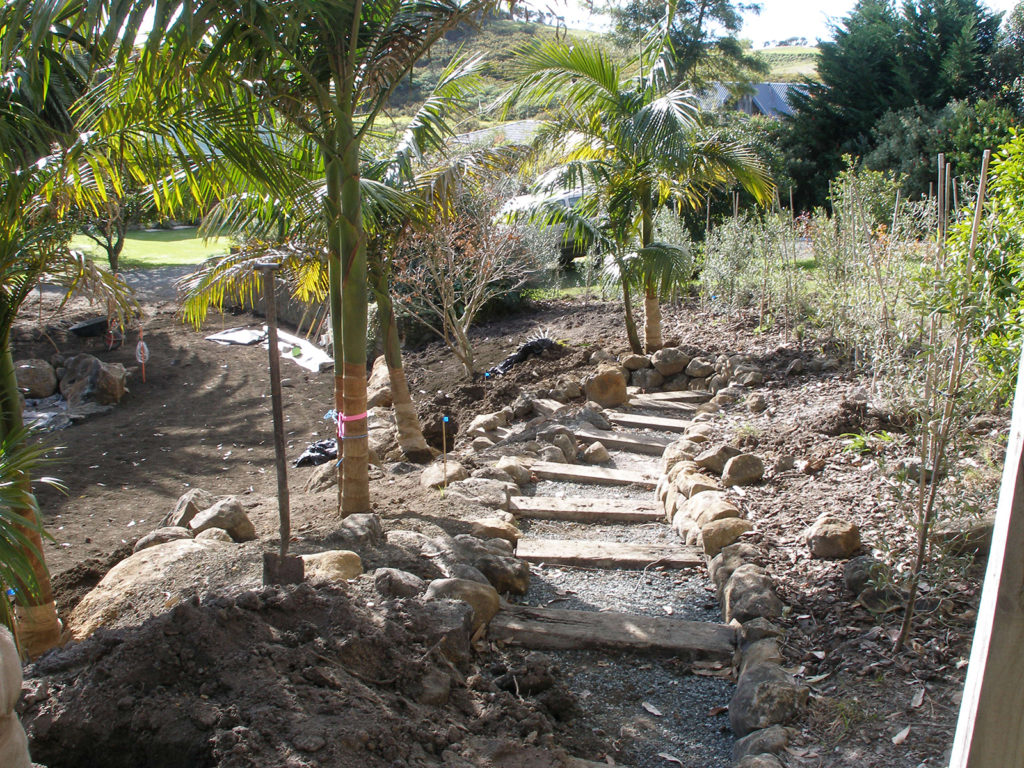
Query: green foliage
[
  {"left": 923, "top": 131, "right": 1024, "bottom": 405},
  {"left": 785, "top": 0, "right": 1007, "bottom": 207}
]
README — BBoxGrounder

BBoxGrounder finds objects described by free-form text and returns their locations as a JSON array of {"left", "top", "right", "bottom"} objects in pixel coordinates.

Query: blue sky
[{"left": 548, "top": 0, "right": 1020, "bottom": 46}]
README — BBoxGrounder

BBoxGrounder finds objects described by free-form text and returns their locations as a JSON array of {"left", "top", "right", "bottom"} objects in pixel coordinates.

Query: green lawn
[
  {"left": 756, "top": 46, "right": 820, "bottom": 83},
  {"left": 70, "top": 227, "right": 228, "bottom": 269}
]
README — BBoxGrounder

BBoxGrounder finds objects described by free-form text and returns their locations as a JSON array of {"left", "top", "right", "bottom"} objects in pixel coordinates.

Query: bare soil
[{"left": 10, "top": 283, "right": 1002, "bottom": 768}]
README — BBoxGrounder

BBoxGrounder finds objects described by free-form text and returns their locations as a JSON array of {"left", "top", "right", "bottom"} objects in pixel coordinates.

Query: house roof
[{"left": 698, "top": 82, "right": 806, "bottom": 118}]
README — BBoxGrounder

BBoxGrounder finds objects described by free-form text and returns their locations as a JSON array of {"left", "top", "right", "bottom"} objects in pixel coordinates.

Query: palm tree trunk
[
  {"left": 337, "top": 115, "right": 371, "bottom": 516},
  {"left": 0, "top": 346, "right": 60, "bottom": 658},
  {"left": 620, "top": 269, "right": 642, "bottom": 354},
  {"left": 644, "top": 283, "right": 662, "bottom": 352},
  {"left": 377, "top": 288, "right": 431, "bottom": 460}
]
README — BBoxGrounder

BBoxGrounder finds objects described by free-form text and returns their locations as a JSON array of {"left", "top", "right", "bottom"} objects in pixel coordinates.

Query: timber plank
[
  {"left": 605, "top": 411, "right": 692, "bottom": 433},
  {"left": 625, "top": 397, "right": 697, "bottom": 415},
  {"left": 516, "top": 538, "right": 702, "bottom": 569},
  {"left": 633, "top": 390, "right": 712, "bottom": 403},
  {"left": 529, "top": 461, "right": 657, "bottom": 488},
  {"left": 489, "top": 604, "right": 736, "bottom": 659},
  {"left": 574, "top": 422, "right": 672, "bottom": 455},
  {"left": 510, "top": 495, "right": 662, "bottom": 523}
]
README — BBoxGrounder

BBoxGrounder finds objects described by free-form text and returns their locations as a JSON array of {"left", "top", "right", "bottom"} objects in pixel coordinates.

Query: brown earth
[{"left": 10, "top": 285, "right": 1004, "bottom": 768}]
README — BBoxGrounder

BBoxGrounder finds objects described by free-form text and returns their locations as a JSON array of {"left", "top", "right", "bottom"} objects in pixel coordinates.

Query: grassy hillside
[{"left": 755, "top": 46, "right": 820, "bottom": 83}]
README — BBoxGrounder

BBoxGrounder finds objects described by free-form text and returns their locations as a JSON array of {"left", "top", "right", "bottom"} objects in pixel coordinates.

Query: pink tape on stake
[{"left": 337, "top": 412, "right": 368, "bottom": 439}]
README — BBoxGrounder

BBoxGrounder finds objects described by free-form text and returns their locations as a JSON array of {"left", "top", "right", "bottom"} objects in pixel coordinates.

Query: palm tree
[
  {"left": 503, "top": 37, "right": 774, "bottom": 352},
  {"left": 134, "top": 0, "right": 504, "bottom": 515}
]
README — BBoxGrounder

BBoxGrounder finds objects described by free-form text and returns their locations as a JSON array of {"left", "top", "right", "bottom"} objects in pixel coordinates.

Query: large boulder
[
  {"left": 68, "top": 539, "right": 239, "bottom": 640},
  {"left": 583, "top": 364, "right": 628, "bottom": 408},
  {"left": 59, "top": 353, "right": 127, "bottom": 408},
  {"left": 15, "top": 359, "right": 57, "bottom": 399}
]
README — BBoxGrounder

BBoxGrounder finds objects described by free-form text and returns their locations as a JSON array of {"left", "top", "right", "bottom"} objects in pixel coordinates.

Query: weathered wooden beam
[
  {"left": 529, "top": 461, "right": 657, "bottom": 488},
  {"left": 626, "top": 397, "right": 697, "bottom": 415},
  {"left": 517, "top": 538, "right": 702, "bottom": 569},
  {"left": 574, "top": 422, "right": 672, "bottom": 455},
  {"left": 605, "top": 411, "right": 692, "bottom": 433},
  {"left": 631, "top": 390, "right": 712, "bottom": 403},
  {"left": 489, "top": 604, "right": 736, "bottom": 660},
  {"left": 949, "top": 355, "right": 1024, "bottom": 768},
  {"left": 510, "top": 495, "right": 663, "bottom": 523}
]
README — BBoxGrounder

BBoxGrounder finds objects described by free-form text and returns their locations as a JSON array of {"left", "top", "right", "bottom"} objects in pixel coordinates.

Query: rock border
[{"left": 656, "top": 422, "right": 808, "bottom": 767}]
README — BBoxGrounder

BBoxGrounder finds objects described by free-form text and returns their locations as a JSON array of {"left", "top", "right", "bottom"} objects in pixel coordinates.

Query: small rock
[
  {"left": 734, "top": 368, "right": 764, "bottom": 387},
  {"left": 162, "top": 488, "right": 217, "bottom": 528},
  {"left": 418, "top": 668, "right": 451, "bottom": 706},
  {"left": 188, "top": 497, "right": 257, "bottom": 542},
  {"left": 685, "top": 358, "right": 716, "bottom": 378},
  {"left": 59, "top": 353, "right": 127, "bottom": 407},
  {"left": 701, "top": 518, "right": 754, "bottom": 557},
  {"left": 374, "top": 567, "right": 426, "bottom": 598},
  {"left": 729, "top": 665, "right": 808, "bottom": 737},
  {"left": 930, "top": 516, "right": 995, "bottom": 557},
  {"left": 578, "top": 404, "right": 611, "bottom": 430},
  {"left": 732, "top": 724, "right": 792, "bottom": 763},
  {"left": 583, "top": 364, "right": 628, "bottom": 408},
  {"left": 740, "top": 638, "right": 784, "bottom": 674},
  {"left": 470, "top": 518, "right": 521, "bottom": 543},
  {"left": 784, "top": 359, "right": 803, "bottom": 376},
  {"left": 679, "top": 491, "right": 740, "bottom": 527},
  {"left": 425, "top": 578, "right": 500, "bottom": 633},
  {"left": 723, "top": 564, "right": 783, "bottom": 623},
  {"left": 735, "top": 754, "right": 786, "bottom": 768},
  {"left": 740, "top": 617, "right": 783, "bottom": 644},
  {"left": 898, "top": 456, "right": 947, "bottom": 483},
  {"left": 630, "top": 368, "right": 664, "bottom": 390},
  {"left": 551, "top": 432, "right": 578, "bottom": 463},
  {"left": 620, "top": 353, "right": 651, "bottom": 370},
  {"left": 495, "top": 456, "right": 531, "bottom": 486},
  {"left": 773, "top": 455, "right": 795, "bottom": 472},
  {"left": 806, "top": 514, "right": 861, "bottom": 559},
  {"left": 472, "top": 466, "right": 516, "bottom": 484},
  {"left": 132, "top": 527, "right": 194, "bottom": 553},
  {"left": 673, "top": 470, "right": 722, "bottom": 499},
  {"left": 583, "top": 442, "right": 610, "bottom": 463},
  {"left": 445, "top": 478, "right": 514, "bottom": 510},
  {"left": 301, "top": 550, "right": 363, "bottom": 581},
  {"left": 651, "top": 347, "right": 690, "bottom": 376},
  {"left": 722, "top": 454, "right": 765, "bottom": 487},
  {"left": 420, "top": 460, "right": 469, "bottom": 489},
  {"left": 708, "top": 542, "right": 762, "bottom": 592},
  {"left": 843, "top": 555, "right": 886, "bottom": 595},
  {"left": 588, "top": 348, "right": 616, "bottom": 364},
  {"left": 539, "top": 445, "right": 567, "bottom": 463},
  {"left": 472, "top": 436, "right": 496, "bottom": 452},
  {"left": 304, "top": 462, "right": 338, "bottom": 493},
  {"left": 747, "top": 394, "right": 768, "bottom": 413},
  {"left": 662, "top": 439, "right": 700, "bottom": 474},
  {"left": 366, "top": 355, "right": 392, "bottom": 408},
  {"left": 336, "top": 513, "right": 385, "bottom": 548},
  {"left": 695, "top": 444, "right": 743, "bottom": 476},
  {"left": 194, "top": 528, "right": 233, "bottom": 542},
  {"left": 15, "top": 359, "right": 57, "bottom": 398}
]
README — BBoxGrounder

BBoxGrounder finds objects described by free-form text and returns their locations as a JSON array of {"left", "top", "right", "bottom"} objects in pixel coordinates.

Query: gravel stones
[
  {"left": 583, "top": 364, "right": 628, "bottom": 407},
  {"left": 425, "top": 578, "right": 500, "bottom": 634},
  {"left": 15, "top": 359, "right": 57, "bottom": 399},
  {"left": 420, "top": 459, "right": 468, "bottom": 489},
  {"left": 805, "top": 514, "right": 862, "bottom": 559},
  {"left": 301, "top": 550, "right": 363, "bottom": 581},
  {"left": 188, "top": 497, "right": 257, "bottom": 542}
]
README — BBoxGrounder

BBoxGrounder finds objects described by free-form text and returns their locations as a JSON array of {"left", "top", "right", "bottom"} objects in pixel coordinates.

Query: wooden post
[
  {"left": 949, "top": 350, "right": 1024, "bottom": 767},
  {"left": 258, "top": 262, "right": 303, "bottom": 585}
]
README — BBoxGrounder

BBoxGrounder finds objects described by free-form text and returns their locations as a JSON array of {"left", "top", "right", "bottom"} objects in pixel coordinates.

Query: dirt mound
[{"left": 21, "top": 582, "right": 576, "bottom": 768}]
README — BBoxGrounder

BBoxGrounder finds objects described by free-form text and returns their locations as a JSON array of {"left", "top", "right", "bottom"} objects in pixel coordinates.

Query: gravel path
[{"left": 508, "top": 416, "right": 737, "bottom": 767}]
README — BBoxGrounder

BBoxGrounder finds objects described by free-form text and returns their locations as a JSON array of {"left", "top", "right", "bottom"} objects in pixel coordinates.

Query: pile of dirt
[{"left": 20, "top": 580, "right": 581, "bottom": 768}]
